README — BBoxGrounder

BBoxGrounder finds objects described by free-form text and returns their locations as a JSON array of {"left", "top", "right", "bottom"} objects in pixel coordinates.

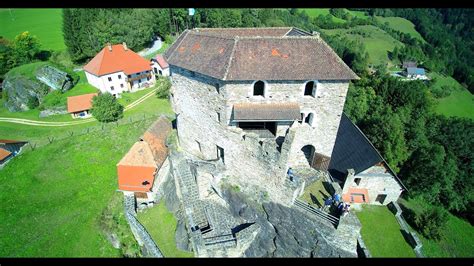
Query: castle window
[
  {"left": 253, "top": 80, "right": 265, "bottom": 96},
  {"left": 305, "top": 113, "right": 314, "bottom": 126},
  {"left": 215, "top": 83, "right": 220, "bottom": 94},
  {"left": 304, "top": 81, "right": 316, "bottom": 97}
]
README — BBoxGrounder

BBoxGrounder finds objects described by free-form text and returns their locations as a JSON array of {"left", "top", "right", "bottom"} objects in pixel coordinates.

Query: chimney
[
  {"left": 123, "top": 42, "right": 128, "bottom": 51},
  {"left": 107, "top": 43, "right": 112, "bottom": 51}
]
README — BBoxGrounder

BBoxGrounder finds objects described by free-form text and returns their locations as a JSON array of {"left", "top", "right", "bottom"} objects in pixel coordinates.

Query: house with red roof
[
  {"left": 83, "top": 43, "right": 156, "bottom": 97},
  {"left": 117, "top": 116, "right": 172, "bottom": 206},
  {"left": 67, "top": 93, "right": 98, "bottom": 118},
  {"left": 151, "top": 54, "right": 170, "bottom": 77}
]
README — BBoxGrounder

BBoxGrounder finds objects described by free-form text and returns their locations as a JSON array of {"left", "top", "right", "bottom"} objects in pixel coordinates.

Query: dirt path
[{"left": 0, "top": 88, "right": 158, "bottom": 127}]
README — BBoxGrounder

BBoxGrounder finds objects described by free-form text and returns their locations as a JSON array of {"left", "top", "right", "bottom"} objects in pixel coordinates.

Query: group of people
[{"left": 323, "top": 193, "right": 351, "bottom": 217}]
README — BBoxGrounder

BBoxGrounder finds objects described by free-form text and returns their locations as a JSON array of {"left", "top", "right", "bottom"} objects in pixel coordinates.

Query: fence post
[
  {"left": 47, "top": 136, "right": 54, "bottom": 144},
  {"left": 29, "top": 142, "right": 36, "bottom": 151},
  {"left": 69, "top": 131, "right": 74, "bottom": 137}
]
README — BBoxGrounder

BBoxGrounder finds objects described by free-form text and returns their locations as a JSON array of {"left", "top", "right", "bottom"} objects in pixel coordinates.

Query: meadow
[
  {"left": 0, "top": 9, "right": 65, "bottom": 51},
  {"left": 322, "top": 25, "right": 404, "bottom": 66}
]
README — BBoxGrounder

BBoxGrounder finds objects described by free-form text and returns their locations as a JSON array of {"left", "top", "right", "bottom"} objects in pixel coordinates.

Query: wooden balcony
[{"left": 126, "top": 72, "right": 152, "bottom": 82}]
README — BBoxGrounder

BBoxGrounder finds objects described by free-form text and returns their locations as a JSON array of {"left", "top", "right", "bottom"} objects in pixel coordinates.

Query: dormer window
[
  {"left": 304, "top": 81, "right": 316, "bottom": 97},
  {"left": 253, "top": 80, "right": 265, "bottom": 97}
]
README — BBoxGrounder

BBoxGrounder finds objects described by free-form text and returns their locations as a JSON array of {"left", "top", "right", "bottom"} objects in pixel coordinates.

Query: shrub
[
  {"left": 431, "top": 85, "right": 453, "bottom": 98},
  {"left": 156, "top": 77, "right": 171, "bottom": 99},
  {"left": 91, "top": 93, "right": 124, "bottom": 123},
  {"left": 414, "top": 206, "right": 448, "bottom": 240},
  {"left": 40, "top": 90, "right": 65, "bottom": 109},
  {"left": 26, "top": 96, "right": 39, "bottom": 109}
]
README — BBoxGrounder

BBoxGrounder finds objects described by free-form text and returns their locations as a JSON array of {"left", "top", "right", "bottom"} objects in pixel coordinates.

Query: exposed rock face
[
  {"left": 35, "top": 65, "right": 74, "bottom": 92},
  {"left": 221, "top": 188, "right": 355, "bottom": 257},
  {"left": 2, "top": 76, "right": 49, "bottom": 112}
]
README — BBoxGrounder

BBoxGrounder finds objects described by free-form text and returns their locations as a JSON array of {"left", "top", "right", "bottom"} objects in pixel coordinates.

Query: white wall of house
[
  {"left": 85, "top": 70, "right": 156, "bottom": 96},
  {"left": 152, "top": 61, "right": 170, "bottom": 77}
]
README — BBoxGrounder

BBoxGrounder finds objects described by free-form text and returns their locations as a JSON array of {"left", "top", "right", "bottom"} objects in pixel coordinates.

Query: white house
[
  {"left": 405, "top": 67, "right": 428, "bottom": 80},
  {"left": 83, "top": 43, "right": 156, "bottom": 97},
  {"left": 151, "top": 54, "right": 170, "bottom": 77}
]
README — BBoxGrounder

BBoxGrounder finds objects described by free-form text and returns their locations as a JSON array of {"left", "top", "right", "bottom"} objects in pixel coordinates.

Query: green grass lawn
[
  {"left": 0, "top": 116, "right": 163, "bottom": 257},
  {"left": 299, "top": 8, "right": 346, "bottom": 24},
  {"left": 137, "top": 200, "right": 194, "bottom": 258},
  {"left": 429, "top": 72, "right": 474, "bottom": 120},
  {"left": 0, "top": 8, "right": 65, "bottom": 51},
  {"left": 5, "top": 61, "right": 49, "bottom": 80},
  {"left": 355, "top": 205, "right": 416, "bottom": 258},
  {"left": 322, "top": 25, "right": 404, "bottom": 66},
  {"left": 398, "top": 198, "right": 474, "bottom": 258},
  {"left": 376, "top": 16, "right": 426, "bottom": 43}
]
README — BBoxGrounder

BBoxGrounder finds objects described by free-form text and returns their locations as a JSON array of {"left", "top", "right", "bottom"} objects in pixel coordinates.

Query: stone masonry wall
[
  {"left": 171, "top": 67, "right": 291, "bottom": 204},
  {"left": 342, "top": 167, "right": 403, "bottom": 205},
  {"left": 225, "top": 79, "right": 350, "bottom": 160}
]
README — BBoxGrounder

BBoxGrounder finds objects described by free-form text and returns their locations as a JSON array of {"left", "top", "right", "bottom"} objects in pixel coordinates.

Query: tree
[
  {"left": 156, "top": 77, "right": 171, "bottom": 99},
  {"left": 91, "top": 93, "right": 124, "bottom": 123},
  {"left": 414, "top": 206, "right": 449, "bottom": 240},
  {"left": 11, "top": 31, "right": 41, "bottom": 65}
]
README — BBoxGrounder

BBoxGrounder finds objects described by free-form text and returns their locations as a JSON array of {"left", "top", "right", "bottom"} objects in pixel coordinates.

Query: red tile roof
[
  {"left": 67, "top": 93, "right": 97, "bottom": 113},
  {"left": 83, "top": 44, "right": 152, "bottom": 76},
  {"left": 154, "top": 54, "right": 169, "bottom": 69},
  {"left": 0, "top": 148, "right": 12, "bottom": 161},
  {"left": 0, "top": 140, "right": 26, "bottom": 144},
  {"left": 165, "top": 28, "right": 359, "bottom": 81}
]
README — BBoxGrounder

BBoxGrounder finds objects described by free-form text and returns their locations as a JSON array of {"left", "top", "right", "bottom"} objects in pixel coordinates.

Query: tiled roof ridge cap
[
  {"left": 194, "top": 26, "right": 292, "bottom": 31},
  {"left": 223, "top": 38, "right": 239, "bottom": 80},
  {"left": 189, "top": 31, "right": 321, "bottom": 40}
]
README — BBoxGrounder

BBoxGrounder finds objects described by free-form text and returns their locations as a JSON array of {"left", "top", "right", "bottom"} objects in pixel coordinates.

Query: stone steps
[
  {"left": 294, "top": 199, "right": 339, "bottom": 227},
  {"left": 203, "top": 234, "right": 237, "bottom": 248}
]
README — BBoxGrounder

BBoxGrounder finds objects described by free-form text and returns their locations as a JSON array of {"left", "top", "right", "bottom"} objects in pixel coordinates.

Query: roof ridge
[
  {"left": 194, "top": 27, "right": 292, "bottom": 30},
  {"left": 317, "top": 37, "right": 360, "bottom": 80},
  {"left": 189, "top": 31, "right": 236, "bottom": 40},
  {"left": 167, "top": 30, "right": 190, "bottom": 63},
  {"left": 222, "top": 37, "right": 239, "bottom": 80}
]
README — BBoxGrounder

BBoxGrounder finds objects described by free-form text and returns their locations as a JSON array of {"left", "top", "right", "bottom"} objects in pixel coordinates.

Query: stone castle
[{"left": 165, "top": 27, "right": 360, "bottom": 205}]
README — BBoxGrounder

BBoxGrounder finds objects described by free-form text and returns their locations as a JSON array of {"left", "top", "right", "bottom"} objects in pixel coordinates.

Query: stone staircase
[
  {"left": 293, "top": 199, "right": 340, "bottom": 228},
  {"left": 174, "top": 156, "right": 209, "bottom": 230}
]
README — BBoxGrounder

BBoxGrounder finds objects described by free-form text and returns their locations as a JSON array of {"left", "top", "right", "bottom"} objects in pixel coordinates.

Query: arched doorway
[
  {"left": 301, "top": 145, "right": 330, "bottom": 170},
  {"left": 301, "top": 145, "right": 315, "bottom": 167}
]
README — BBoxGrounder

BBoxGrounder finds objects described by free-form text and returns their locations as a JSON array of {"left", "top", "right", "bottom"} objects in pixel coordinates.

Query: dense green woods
[{"left": 345, "top": 72, "right": 473, "bottom": 224}]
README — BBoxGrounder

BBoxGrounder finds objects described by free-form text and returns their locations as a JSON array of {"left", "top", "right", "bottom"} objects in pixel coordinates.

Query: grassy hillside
[
  {"left": 0, "top": 8, "right": 65, "bottom": 51},
  {"left": 0, "top": 118, "right": 157, "bottom": 257},
  {"left": 322, "top": 25, "right": 404, "bottom": 66},
  {"left": 299, "top": 8, "right": 346, "bottom": 23},
  {"left": 399, "top": 198, "right": 474, "bottom": 258},
  {"left": 428, "top": 72, "right": 474, "bottom": 120},
  {"left": 376, "top": 16, "right": 426, "bottom": 43}
]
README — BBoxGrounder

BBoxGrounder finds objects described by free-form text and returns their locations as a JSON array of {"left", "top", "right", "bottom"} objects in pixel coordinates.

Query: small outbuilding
[
  {"left": 67, "top": 93, "right": 98, "bottom": 118},
  {"left": 402, "top": 60, "right": 417, "bottom": 69},
  {"left": 405, "top": 67, "right": 427, "bottom": 80},
  {"left": 151, "top": 54, "right": 170, "bottom": 77}
]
